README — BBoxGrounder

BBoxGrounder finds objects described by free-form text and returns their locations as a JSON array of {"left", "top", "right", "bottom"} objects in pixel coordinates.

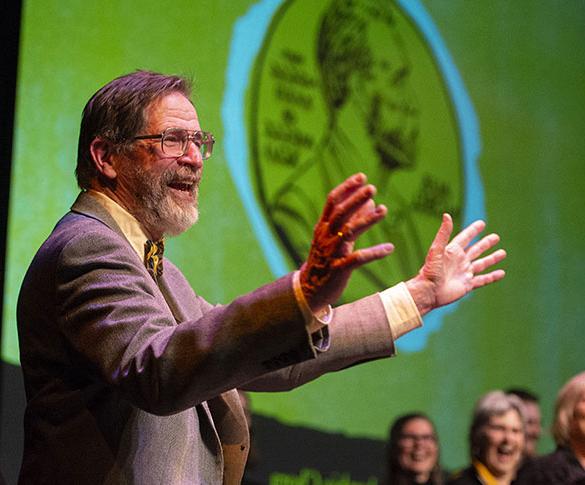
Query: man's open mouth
[
  {"left": 168, "top": 181, "right": 194, "bottom": 192},
  {"left": 169, "top": 182, "right": 193, "bottom": 192}
]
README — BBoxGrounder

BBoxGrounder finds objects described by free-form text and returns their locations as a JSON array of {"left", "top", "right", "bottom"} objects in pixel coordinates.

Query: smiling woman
[
  {"left": 447, "top": 391, "right": 526, "bottom": 485},
  {"left": 385, "top": 413, "right": 446, "bottom": 485}
]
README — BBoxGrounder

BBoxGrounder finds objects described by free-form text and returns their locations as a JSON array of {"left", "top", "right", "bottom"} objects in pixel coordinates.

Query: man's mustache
[{"left": 163, "top": 166, "right": 201, "bottom": 186}]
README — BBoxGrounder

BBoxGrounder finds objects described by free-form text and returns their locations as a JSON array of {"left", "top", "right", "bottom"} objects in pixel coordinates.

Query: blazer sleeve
[
  {"left": 47, "top": 226, "right": 318, "bottom": 415},
  {"left": 240, "top": 292, "right": 396, "bottom": 392}
]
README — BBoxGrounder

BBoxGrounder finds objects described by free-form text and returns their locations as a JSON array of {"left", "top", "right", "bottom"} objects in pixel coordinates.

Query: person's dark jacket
[{"left": 515, "top": 446, "right": 585, "bottom": 485}]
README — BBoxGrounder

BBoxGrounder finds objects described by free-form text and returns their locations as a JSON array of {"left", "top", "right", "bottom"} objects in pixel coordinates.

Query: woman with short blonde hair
[
  {"left": 552, "top": 372, "right": 585, "bottom": 447},
  {"left": 517, "top": 371, "right": 585, "bottom": 484}
]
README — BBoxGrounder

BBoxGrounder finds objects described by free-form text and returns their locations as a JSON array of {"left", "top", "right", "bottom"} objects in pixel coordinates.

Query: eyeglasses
[
  {"left": 133, "top": 128, "right": 215, "bottom": 159},
  {"left": 399, "top": 434, "right": 437, "bottom": 445}
]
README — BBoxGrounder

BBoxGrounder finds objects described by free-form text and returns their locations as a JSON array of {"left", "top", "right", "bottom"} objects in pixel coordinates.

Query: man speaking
[{"left": 17, "top": 71, "right": 506, "bottom": 484}]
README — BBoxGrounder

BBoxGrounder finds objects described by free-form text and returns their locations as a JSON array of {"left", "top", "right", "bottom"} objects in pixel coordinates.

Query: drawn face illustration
[
  {"left": 247, "top": 0, "right": 468, "bottom": 316},
  {"left": 360, "top": 20, "right": 419, "bottom": 172}
]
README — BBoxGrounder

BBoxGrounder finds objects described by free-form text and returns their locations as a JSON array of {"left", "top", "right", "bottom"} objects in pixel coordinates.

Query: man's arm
[
  {"left": 242, "top": 177, "right": 506, "bottom": 391},
  {"left": 241, "top": 291, "right": 394, "bottom": 392},
  {"left": 50, "top": 225, "right": 315, "bottom": 415}
]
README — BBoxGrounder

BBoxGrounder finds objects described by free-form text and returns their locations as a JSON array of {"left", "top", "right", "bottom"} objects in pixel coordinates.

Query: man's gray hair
[{"left": 76, "top": 70, "right": 192, "bottom": 189}]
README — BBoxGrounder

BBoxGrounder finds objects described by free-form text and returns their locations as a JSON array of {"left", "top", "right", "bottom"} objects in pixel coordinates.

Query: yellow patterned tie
[{"left": 144, "top": 239, "right": 165, "bottom": 281}]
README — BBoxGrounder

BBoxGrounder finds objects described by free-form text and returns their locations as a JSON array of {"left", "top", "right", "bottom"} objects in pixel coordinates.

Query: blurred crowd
[
  {"left": 239, "top": 371, "right": 585, "bottom": 484},
  {"left": 383, "top": 371, "right": 585, "bottom": 485}
]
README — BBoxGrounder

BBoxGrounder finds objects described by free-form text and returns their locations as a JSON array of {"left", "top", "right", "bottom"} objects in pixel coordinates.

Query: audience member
[
  {"left": 385, "top": 413, "right": 446, "bottom": 485},
  {"left": 517, "top": 372, "right": 585, "bottom": 484},
  {"left": 448, "top": 391, "right": 525, "bottom": 485},
  {"left": 506, "top": 388, "right": 541, "bottom": 457}
]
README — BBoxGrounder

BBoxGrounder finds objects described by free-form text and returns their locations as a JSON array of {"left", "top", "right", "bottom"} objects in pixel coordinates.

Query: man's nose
[{"left": 178, "top": 140, "right": 203, "bottom": 169}]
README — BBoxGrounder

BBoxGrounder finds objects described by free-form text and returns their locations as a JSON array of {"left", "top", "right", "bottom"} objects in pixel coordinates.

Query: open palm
[{"left": 413, "top": 214, "right": 506, "bottom": 313}]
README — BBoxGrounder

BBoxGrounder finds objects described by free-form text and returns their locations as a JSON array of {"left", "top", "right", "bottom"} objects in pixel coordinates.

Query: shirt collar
[
  {"left": 472, "top": 459, "right": 500, "bottom": 485},
  {"left": 87, "top": 189, "right": 149, "bottom": 258}
]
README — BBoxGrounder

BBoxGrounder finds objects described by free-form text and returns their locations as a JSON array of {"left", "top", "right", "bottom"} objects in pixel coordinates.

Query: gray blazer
[{"left": 17, "top": 192, "right": 394, "bottom": 484}]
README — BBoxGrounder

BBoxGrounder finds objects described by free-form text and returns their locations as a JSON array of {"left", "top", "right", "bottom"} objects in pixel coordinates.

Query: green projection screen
[{"left": 3, "top": 0, "right": 584, "bottom": 478}]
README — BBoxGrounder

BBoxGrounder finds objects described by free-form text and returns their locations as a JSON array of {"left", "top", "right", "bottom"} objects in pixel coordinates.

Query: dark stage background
[{"left": 1, "top": 1, "right": 22, "bottom": 482}]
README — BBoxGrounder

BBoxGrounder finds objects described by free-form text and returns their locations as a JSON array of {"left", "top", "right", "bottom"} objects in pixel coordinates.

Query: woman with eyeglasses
[{"left": 384, "top": 413, "right": 447, "bottom": 485}]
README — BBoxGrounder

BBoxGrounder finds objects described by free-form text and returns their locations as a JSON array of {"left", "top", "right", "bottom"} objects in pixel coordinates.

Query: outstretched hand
[
  {"left": 299, "top": 173, "right": 394, "bottom": 311},
  {"left": 406, "top": 213, "right": 506, "bottom": 316}
]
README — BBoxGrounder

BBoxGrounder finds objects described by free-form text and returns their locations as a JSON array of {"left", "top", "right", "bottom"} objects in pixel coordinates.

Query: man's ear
[{"left": 89, "top": 137, "right": 118, "bottom": 180}]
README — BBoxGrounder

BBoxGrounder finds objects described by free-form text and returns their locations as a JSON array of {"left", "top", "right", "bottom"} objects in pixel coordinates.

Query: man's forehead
[
  {"left": 145, "top": 92, "right": 200, "bottom": 130},
  {"left": 523, "top": 401, "right": 540, "bottom": 416}
]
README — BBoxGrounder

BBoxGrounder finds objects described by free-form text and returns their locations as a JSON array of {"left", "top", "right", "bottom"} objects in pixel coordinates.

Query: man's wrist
[
  {"left": 405, "top": 274, "right": 436, "bottom": 317},
  {"left": 378, "top": 282, "right": 423, "bottom": 340},
  {"left": 293, "top": 271, "right": 333, "bottom": 332}
]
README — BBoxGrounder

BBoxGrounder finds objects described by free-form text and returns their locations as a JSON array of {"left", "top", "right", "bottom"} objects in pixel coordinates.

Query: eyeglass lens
[
  {"left": 399, "top": 433, "right": 436, "bottom": 444},
  {"left": 162, "top": 129, "right": 214, "bottom": 159}
]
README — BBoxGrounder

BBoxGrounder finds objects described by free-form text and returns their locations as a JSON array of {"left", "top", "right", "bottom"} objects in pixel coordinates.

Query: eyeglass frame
[
  {"left": 133, "top": 127, "right": 215, "bottom": 160},
  {"left": 398, "top": 433, "right": 437, "bottom": 445}
]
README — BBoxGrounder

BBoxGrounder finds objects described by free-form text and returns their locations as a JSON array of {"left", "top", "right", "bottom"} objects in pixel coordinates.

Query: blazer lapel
[{"left": 157, "top": 275, "right": 187, "bottom": 323}]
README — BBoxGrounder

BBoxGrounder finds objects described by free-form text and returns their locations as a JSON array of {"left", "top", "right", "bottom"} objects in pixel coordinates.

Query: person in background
[
  {"left": 517, "top": 372, "right": 585, "bottom": 484},
  {"left": 506, "top": 388, "right": 541, "bottom": 457},
  {"left": 448, "top": 391, "right": 525, "bottom": 485},
  {"left": 385, "top": 413, "right": 446, "bottom": 485}
]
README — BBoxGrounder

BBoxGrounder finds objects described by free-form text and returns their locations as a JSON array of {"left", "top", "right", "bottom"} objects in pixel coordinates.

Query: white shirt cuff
[
  {"left": 292, "top": 271, "right": 333, "bottom": 333},
  {"left": 378, "top": 282, "right": 423, "bottom": 340}
]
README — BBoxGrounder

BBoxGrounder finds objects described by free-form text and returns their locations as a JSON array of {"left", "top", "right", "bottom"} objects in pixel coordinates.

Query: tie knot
[{"left": 144, "top": 239, "right": 165, "bottom": 280}]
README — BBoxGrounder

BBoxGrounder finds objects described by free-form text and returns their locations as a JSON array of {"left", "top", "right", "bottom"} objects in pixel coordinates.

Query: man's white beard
[{"left": 127, "top": 163, "right": 200, "bottom": 237}]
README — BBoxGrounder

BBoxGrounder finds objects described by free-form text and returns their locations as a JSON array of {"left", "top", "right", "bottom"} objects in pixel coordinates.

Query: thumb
[{"left": 430, "top": 213, "right": 453, "bottom": 252}]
